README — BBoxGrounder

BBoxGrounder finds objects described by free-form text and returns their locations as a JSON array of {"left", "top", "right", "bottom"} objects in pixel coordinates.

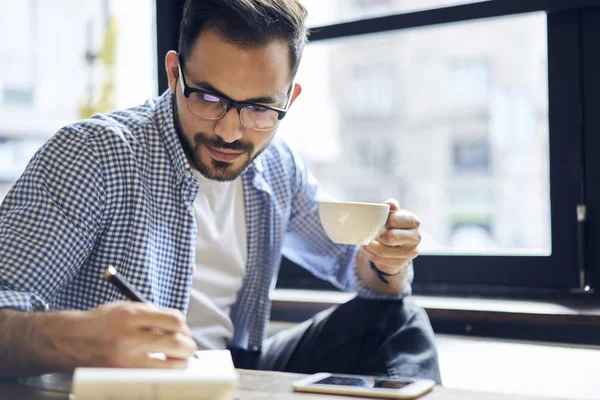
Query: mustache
[{"left": 193, "top": 132, "right": 254, "bottom": 153}]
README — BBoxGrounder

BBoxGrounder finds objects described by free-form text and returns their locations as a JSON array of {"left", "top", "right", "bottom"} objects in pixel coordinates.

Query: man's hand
[
  {"left": 0, "top": 302, "right": 198, "bottom": 377},
  {"left": 361, "top": 198, "right": 421, "bottom": 274},
  {"left": 57, "top": 302, "right": 198, "bottom": 369},
  {"left": 356, "top": 198, "right": 421, "bottom": 294}
]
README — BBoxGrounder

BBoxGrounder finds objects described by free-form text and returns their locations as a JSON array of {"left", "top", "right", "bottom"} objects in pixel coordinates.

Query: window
[
  {"left": 0, "top": 0, "right": 157, "bottom": 201},
  {"left": 156, "top": 1, "right": 600, "bottom": 299},
  {"left": 274, "top": 1, "right": 592, "bottom": 296},
  {"left": 452, "top": 139, "right": 491, "bottom": 174},
  {"left": 450, "top": 59, "right": 490, "bottom": 104},
  {"left": 280, "top": 13, "right": 550, "bottom": 257},
  {"left": 0, "top": 0, "right": 35, "bottom": 108},
  {"left": 346, "top": 65, "right": 395, "bottom": 118}
]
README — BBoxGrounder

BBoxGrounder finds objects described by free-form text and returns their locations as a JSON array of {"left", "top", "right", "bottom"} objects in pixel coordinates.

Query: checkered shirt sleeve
[{"left": 0, "top": 126, "right": 104, "bottom": 311}]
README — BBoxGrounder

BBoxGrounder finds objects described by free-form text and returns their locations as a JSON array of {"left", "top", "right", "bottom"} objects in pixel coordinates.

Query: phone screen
[{"left": 312, "top": 375, "right": 415, "bottom": 389}]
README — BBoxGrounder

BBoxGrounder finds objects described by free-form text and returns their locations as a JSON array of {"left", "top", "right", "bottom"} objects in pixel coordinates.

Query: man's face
[{"left": 166, "top": 29, "right": 301, "bottom": 181}]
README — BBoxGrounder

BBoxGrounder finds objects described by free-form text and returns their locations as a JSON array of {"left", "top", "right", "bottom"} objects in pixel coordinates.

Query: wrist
[
  {"left": 369, "top": 261, "right": 401, "bottom": 284},
  {"left": 40, "top": 310, "right": 85, "bottom": 371},
  {"left": 0, "top": 309, "right": 85, "bottom": 376}
]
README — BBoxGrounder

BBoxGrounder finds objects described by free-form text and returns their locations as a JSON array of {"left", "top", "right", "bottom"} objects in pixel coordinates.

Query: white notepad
[{"left": 71, "top": 350, "right": 238, "bottom": 400}]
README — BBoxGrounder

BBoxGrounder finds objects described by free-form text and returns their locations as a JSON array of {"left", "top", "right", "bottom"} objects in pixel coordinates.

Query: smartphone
[{"left": 292, "top": 373, "right": 436, "bottom": 399}]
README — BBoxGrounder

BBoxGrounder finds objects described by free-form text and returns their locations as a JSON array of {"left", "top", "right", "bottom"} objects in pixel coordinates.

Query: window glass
[
  {"left": 0, "top": 0, "right": 156, "bottom": 201},
  {"left": 280, "top": 13, "right": 550, "bottom": 255}
]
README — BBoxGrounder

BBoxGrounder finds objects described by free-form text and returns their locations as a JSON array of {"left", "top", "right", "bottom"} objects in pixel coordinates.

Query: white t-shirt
[{"left": 186, "top": 169, "right": 247, "bottom": 350}]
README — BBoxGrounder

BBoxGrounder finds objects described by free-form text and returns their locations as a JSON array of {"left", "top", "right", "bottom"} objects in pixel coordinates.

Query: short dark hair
[{"left": 178, "top": 0, "right": 309, "bottom": 79}]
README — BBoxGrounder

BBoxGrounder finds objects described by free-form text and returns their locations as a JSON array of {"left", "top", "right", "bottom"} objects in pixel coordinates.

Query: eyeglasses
[{"left": 177, "top": 55, "right": 291, "bottom": 131}]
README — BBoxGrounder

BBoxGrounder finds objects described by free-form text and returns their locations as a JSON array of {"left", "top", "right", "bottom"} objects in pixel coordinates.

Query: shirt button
[
  {"left": 252, "top": 346, "right": 259, "bottom": 352},
  {"left": 184, "top": 170, "right": 192, "bottom": 178}
]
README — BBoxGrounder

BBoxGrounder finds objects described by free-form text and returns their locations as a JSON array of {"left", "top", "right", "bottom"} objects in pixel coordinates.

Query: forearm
[
  {"left": 355, "top": 252, "right": 411, "bottom": 295},
  {"left": 0, "top": 302, "right": 198, "bottom": 376},
  {"left": 0, "top": 309, "right": 73, "bottom": 377}
]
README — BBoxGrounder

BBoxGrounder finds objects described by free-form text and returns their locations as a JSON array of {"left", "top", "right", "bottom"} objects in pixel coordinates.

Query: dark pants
[{"left": 230, "top": 297, "right": 442, "bottom": 384}]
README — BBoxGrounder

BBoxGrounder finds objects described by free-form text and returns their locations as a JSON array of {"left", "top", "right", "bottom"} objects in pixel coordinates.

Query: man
[{"left": 0, "top": 0, "right": 440, "bottom": 382}]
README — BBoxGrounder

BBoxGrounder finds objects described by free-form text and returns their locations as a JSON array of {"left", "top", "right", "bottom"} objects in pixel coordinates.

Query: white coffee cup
[{"left": 318, "top": 201, "right": 390, "bottom": 245}]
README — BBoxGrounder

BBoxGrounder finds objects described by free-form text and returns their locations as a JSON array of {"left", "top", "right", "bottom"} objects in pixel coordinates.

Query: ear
[
  {"left": 287, "top": 83, "right": 302, "bottom": 108},
  {"left": 165, "top": 50, "right": 180, "bottom": 94}
]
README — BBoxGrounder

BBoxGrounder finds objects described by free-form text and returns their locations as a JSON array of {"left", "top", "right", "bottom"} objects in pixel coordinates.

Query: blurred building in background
[
  {"left": 0, "top": 0, "right": 549, "bottom": 255},
  {"left": 0, "top": 0, "right": 156, "bottom": 200},
  {"left": 280, "top": 0, "right": 549, "bottom": 255}
]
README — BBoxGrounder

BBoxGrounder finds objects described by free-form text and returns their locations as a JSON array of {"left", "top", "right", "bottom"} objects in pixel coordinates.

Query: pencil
[
  {"left": 104, "top": 266, "right": 153, "bottom": 305},
  {"left": 104, "top": 266, "right": 200, "bottom": 359}
]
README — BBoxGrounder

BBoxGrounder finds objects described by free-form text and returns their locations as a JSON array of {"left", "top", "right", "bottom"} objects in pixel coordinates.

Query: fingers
[
  {"left": 131, "top": 331, "right": 198, "bottom": 360},
  {"left": 121, "top": 305, "right": 197, "bottom": 359},
  {"left": 79, "top": 303, "right": 198, "bottom": 369},
  {"left": 361, "top": 227, "right": 421, "bottom": 272},
  {"left": 362, "top": 241, "right": 418, "bottom": 262},
  {"left": 384, "top": 198, "right": 400, "bottom": 212},
  {"left": 377, "top": 228, "right": 422, "bottom": 247},
  {"left": 123, "top": 304, "right": 191, "bottom": 336},
  {"left": 386, "top": 209, "right": 421, "bottom": 230}
]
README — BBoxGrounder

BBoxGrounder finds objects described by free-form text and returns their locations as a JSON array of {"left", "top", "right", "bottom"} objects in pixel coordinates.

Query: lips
[{"left": 206, "top": 145, "right": 244, "bottom": 162}]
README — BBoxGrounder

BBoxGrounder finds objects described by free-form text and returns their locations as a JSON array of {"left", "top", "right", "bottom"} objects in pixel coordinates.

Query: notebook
[{"left": 71, "top": 350, "right": 238, "bottom": 400}]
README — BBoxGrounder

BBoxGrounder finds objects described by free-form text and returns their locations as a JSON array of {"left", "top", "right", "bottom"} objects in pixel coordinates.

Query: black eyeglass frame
[{"left": 177, "top": 54, "right": 291, "bottom": 129}]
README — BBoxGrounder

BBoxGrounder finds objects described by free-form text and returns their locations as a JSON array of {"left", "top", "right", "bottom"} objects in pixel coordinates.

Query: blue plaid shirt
[{"left": 0, "top": 91, "right": 411, "bottom": 350}]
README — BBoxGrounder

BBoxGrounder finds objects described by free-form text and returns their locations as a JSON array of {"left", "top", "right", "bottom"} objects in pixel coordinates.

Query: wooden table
[{"left": 0, "top": 369, "right": 568, "bottom": 400}]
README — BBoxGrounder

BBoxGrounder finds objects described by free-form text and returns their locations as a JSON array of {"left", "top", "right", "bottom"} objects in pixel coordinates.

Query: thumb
[{"left": 384, "top": 198, "right": 400, "bottom": 212}]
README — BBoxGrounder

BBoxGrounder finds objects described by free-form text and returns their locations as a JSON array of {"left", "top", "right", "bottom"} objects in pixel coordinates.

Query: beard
[
  {"left": 190, "top": 132, "right": 255, "bottom": 181},
  {"left": 173, "top": 95, "right": 266, "bottom": 182}
]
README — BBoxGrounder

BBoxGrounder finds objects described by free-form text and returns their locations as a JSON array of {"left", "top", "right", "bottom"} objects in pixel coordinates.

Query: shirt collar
[{"left": 154, "top": 90, "right": 194, "bottom": 186}]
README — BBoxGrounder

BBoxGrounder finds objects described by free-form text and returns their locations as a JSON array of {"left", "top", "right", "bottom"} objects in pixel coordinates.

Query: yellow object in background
[{"left": 79, "top": 15, "right": 119, "bottom": 119}]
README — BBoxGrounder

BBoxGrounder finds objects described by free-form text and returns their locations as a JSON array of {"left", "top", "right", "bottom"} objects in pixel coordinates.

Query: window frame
[
  {"left": 581, "top": 7, "right": 600, "bottom": 295},
  {"left": 155, "top": 0, "right": 600, "bottom": 301}
]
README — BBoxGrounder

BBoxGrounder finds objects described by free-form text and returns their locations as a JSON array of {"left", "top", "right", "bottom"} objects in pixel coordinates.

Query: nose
[{"left": 214, "top": 107, "right": 243, "bottom": 143}]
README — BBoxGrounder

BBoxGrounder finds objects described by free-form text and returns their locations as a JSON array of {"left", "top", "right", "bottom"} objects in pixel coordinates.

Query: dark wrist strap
[{"left": 369, "top": 261, "right": 401, "bottom": 284}]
